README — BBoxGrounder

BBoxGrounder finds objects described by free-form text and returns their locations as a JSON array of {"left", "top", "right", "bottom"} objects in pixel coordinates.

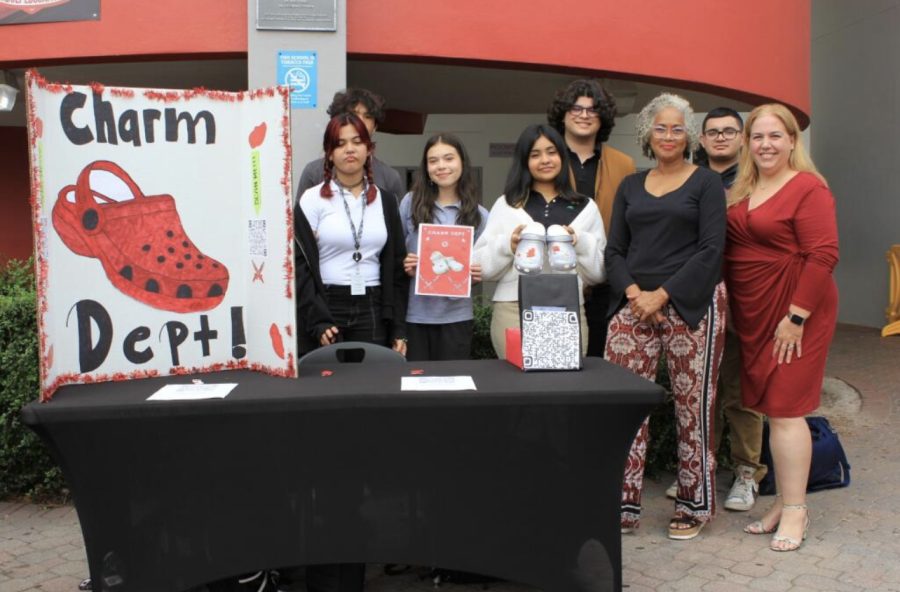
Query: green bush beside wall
[{"left": 0, "top": 258, "right": 67, "bottom": 501}]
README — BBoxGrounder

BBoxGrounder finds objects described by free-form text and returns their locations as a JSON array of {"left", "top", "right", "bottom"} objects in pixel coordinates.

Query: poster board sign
[
  {"left": 25, "top": 71, "right": 296, "bottom": 401},
  {"left": 414, "top": 223, "right": 473, "bottom": 298}
]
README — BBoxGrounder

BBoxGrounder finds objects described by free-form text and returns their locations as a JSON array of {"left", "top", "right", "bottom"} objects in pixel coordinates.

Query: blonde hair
[{"left": 729, "top": 103, "right": 825, "bottom": 206}]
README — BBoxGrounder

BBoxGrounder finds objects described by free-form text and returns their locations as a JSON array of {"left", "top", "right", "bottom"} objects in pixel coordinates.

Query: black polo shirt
[
  {"left": 568, "top": 146, "right": 601, "bottom": 199},
  {"left": 523, "top": 191, "right": 588, "bottom": 229},
  {"left": 719, "top": 162, "right": 738, "bottom": 190}
]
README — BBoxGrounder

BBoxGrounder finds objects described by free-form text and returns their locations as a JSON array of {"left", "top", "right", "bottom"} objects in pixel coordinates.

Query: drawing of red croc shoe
[{"left": 52, "top": 160, "right": 229, "bottom": 313}]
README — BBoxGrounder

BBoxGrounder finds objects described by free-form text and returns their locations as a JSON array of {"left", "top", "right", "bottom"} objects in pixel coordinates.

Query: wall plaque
[
  {"left": 257, "top": 0, "right": 336, "bottom": 31},
  {"left": 489, "top": 143, "right": 515, "bottom": 158}
]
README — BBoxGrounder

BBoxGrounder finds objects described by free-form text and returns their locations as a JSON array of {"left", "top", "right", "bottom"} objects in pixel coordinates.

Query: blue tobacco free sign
[{"left": 278, "top": 51, "right": 317, "bottom": 109}]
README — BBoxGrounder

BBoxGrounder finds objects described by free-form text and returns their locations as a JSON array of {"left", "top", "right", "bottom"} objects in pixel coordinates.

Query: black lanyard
[{"left": 337, "top": 182, "right": 367, "bottom": 263}]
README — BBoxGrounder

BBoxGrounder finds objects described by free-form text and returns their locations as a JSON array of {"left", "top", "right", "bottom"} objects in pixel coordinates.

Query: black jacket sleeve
[
  {"left": 293, "top": 203, "right": 335, "bottom": 353},
  {"left": 379, "top": 190, "right": 409, "bottom": 341}
]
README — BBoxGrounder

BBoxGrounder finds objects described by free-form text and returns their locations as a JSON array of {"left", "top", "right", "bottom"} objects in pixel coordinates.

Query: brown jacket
[{"left": 569, "top": 144, "right": 636, "bottom": 235}]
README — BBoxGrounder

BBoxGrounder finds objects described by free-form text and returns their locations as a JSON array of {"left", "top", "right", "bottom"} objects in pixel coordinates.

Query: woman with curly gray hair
[{"left": 604, "top": 92, "right": 728, "bottom": 540}]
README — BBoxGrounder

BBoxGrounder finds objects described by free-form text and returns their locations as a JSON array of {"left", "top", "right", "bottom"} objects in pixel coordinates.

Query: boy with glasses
[
  {"left": 699, "top": 107, "right": 745, "bottom": 188},
  {"left": 547, "top": 79, "right": 635, "bottom": 355}
]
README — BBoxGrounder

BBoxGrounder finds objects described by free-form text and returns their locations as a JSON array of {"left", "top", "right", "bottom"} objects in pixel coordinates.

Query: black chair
[{"left": 297, "top": 341, "right": 406, "bottom": 366}]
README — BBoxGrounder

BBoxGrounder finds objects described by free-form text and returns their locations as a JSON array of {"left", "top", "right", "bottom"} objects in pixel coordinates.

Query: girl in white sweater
[{"left": 473, "top": 124, "right": 606, "bottom": 358}]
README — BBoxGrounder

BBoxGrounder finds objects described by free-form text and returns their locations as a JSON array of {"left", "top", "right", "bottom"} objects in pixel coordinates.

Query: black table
[{"left": 22, "top": 358, "right": 664, "bottom": 592}]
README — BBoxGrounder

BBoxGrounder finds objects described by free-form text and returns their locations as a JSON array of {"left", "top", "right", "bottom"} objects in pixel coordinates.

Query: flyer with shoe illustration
[
  {"left": 415, "top": 223, "right": 474, "bottom": 298},
  {"left": 25, "top": 70, "right": 297, "bottom": 400}
]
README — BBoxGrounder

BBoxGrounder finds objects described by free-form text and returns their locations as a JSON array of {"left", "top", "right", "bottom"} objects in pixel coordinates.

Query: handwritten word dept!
[
  {"left": 60, "top": 91, "right": 216, "bottom": 147},
  {"left": 71, "top": 300, "right": 246, "bottom": 372}
]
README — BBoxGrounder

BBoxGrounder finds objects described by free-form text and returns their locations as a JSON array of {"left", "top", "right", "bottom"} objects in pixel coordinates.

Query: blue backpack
[{"left": 758, "top": 416, "right": 851, "bottom": 495}]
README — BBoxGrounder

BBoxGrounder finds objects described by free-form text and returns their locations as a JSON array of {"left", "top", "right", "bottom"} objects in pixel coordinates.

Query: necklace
[{"left": 337, "top": 176, "right": 365, "bottom": 191}]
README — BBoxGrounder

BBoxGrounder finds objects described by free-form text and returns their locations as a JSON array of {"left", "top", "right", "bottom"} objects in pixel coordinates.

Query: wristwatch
[{"left": 787, "top": 313, "right": 806, "bottom": 326}]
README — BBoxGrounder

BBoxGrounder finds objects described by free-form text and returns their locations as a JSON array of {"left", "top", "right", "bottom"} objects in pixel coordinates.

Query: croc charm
[
  {"left": 547, "top": 224, "right": 577, "bottom": 271},
  {"left": 52, "top": 160, "right": 229, "bottom": 313},
  {"left": 514, "top": 222, "right": 546, "bottom": 275}
]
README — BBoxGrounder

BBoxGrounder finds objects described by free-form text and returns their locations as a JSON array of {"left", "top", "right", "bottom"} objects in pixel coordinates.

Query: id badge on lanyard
[{"left": 350, "top": 266, "right": 366, "bottom": 296}]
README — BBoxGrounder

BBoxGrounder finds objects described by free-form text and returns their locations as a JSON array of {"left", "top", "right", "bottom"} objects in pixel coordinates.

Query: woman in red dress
[{"left": 725, "top": 104, "right": 839, "bottom": 552}]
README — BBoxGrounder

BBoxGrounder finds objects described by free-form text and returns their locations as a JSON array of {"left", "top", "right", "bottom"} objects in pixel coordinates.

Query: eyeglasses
[
  {"left": 703, "top": 127, "right": 740, "bottom": 140},
  {"left": 568, "top": 105, "right": 599, "bottom": 118},
  {"left": 651, "top": 125, "right": 686, "bottom": 139}
]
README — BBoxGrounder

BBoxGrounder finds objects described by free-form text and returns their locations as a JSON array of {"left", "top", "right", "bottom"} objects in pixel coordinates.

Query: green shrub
[
  {"left": 0, "top": 258, "right": 68, "bottom": 501},
  {"left": 471, "top": 297, "right": 495, "bottom": 361}
]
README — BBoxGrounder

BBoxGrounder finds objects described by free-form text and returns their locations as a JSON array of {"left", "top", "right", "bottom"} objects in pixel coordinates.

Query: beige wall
[{"left": 812, "top": 0, "right": 900, "bottom": 327}]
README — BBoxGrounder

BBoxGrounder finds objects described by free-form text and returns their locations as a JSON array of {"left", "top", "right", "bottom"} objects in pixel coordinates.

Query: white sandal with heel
[
  {"left": 770, "top": 503, "right": 809, "bottom": 552},
  {"left": 744, "top": 494, "right": 780, "bottom": 535}
]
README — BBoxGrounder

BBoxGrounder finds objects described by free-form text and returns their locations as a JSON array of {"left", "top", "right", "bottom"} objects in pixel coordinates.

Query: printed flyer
[{"left": 414, "top": 223, "right": 473, "bottom": 298}]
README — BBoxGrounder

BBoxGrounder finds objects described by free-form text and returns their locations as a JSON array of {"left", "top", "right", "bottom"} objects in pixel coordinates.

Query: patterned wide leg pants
[{"left": 605, "top": 283, "right": 727, "bottom": 529}]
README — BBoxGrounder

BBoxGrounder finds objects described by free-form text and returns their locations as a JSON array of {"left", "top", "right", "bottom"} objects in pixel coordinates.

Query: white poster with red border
[{"left": 25, "top": 70, "right": 297, "bottom": 401}]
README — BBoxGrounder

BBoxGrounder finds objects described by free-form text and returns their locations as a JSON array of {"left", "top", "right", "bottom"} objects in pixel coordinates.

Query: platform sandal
[{"left": 668, "top": 516, "right": 705, "bottom": 540}]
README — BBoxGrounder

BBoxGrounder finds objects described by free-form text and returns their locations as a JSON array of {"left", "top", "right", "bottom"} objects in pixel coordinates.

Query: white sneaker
[
  {"left": 665, "top": 480, "right": 677, "bottom": 499},
  {"left": 724, "top": 466, "right": 758, "bottom": 511}
]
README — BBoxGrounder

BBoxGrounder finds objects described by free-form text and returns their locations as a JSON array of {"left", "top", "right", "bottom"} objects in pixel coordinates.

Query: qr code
[
  {"left": 521, "top": 309, "right": 581, "bottom": 370},
  {"left": 248, "top": 219, "right": 267, "bottom": 257}
]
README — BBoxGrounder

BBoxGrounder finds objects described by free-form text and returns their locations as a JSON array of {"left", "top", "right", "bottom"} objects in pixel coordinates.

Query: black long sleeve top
[{"left": 604, "top": 167, "right": 725, "bottom": 328}]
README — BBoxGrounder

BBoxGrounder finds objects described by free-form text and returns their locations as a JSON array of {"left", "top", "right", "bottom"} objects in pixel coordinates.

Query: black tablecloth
[{"left": 22, "top": 358, "right": 664, "bottom": 592}]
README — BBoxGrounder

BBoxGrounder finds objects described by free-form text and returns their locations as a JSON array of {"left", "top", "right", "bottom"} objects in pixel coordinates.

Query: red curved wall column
[
  {"left": 347, "top": 0, "right": 811, "bottom": 123},
  {"left": 1, "top": 0, "right": 809, "bottom": 122},
  {"left": 0, "top": 0, "right": 246, "bottom": 64}
]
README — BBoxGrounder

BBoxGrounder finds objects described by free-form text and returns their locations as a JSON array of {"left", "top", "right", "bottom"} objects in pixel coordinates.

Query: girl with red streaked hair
[
  {"left": 294, "top": 112, "right": 408, "bottom": 356},
  {"left": 319, "top": 112, "right": 378, "bottom": 203}
]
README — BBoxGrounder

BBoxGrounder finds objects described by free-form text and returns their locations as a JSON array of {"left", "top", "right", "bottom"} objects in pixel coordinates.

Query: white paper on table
[
  {"left": 148, "top": 383, "right": 238, "bottom": 401},
  {"left": 400, "top": 376, "right": 477, "bottom": 391}
]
